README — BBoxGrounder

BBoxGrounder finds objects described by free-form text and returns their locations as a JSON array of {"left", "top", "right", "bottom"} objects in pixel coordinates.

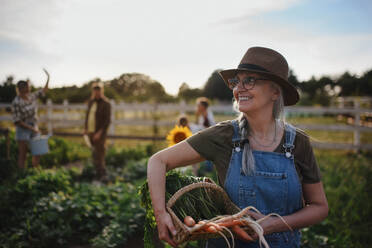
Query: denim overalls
[{"left": 207, "top": 120, "right": 302, "bottom": 248}]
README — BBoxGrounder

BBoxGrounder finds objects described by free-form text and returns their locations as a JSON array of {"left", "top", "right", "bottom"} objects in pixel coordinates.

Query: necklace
[{"left": 250, "top": 121, "right": 277, "bottom": 148}]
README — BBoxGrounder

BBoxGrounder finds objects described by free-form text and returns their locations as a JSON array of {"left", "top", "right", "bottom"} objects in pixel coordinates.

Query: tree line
[{"left": 1, "top": 68, "right": 371, "bottom": 106}]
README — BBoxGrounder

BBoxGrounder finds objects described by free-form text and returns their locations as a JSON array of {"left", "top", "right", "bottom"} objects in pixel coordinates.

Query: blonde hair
[{"left": 233, "top": 82, "right": 285, "bottom": 175}]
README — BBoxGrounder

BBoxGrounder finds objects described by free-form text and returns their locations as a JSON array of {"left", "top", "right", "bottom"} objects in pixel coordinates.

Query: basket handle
[{"left": 166, "top": 181, "right": 227, "bottom": 208}]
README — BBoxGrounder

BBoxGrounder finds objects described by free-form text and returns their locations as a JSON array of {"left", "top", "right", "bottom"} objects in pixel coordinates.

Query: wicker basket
[{"left": 166, "top": 178, "right": 253, "bottom": 244}]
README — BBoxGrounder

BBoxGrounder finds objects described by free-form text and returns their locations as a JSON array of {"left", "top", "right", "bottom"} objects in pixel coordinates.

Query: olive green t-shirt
[{"left": 186, "top": 120, "right": 321, "bottom": 187}]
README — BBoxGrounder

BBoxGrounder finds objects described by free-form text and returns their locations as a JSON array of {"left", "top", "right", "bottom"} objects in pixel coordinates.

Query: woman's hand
[
  {"left": 32, "top": 126, "right": 40, "bottom": 134},
  {"left": 154, "top": 210, "right": 178, "bottom": 247},
  {"left": 93, "top": 130, "right": 102, "bottom": 142},
  {"left": 248, "top": 210, "right": 275, "bottom": 238},
  {"left": 230, "top": 210, "right": 266, "bottom": 242}
]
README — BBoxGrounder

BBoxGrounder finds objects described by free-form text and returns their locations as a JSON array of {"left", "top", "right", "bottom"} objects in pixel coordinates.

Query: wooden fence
[{"left": 1, "top": 99, "right": 372, "bottom": 150}]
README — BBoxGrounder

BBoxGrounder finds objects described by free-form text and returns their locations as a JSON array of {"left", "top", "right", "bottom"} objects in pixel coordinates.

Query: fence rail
[{"left": 1, "top": 100, "right": 372, "bottom": 150}]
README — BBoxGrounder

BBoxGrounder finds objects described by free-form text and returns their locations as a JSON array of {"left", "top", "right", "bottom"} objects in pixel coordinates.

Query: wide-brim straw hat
[{"left": 219, "top": 46, "right": 299, "bottom": 106}]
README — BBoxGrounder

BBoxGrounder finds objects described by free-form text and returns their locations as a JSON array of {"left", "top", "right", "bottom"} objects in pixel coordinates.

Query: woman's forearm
[
  {"left": 147, "top": 153, "right": 168, "bottom": 215},
  {"left": 147, "top": 142, "right": 204, "bottom": 215}
]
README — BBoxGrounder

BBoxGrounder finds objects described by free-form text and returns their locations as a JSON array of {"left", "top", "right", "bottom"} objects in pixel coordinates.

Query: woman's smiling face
[{"left": 233, "top": 72, "right": 279, "bottom": 114}]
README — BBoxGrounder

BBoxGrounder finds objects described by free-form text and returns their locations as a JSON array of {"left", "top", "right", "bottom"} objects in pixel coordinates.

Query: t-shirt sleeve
[
  {"left": 294, "top": 131, "right": 322, "bottom": 184},
  {"left": 186, "top": 121, "right": 233, "bottom": 162}
]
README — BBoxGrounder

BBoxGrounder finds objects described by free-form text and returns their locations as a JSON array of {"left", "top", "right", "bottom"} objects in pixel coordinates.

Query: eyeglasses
[{"left": 227, "top": 76, "right": 268, "bottom": 90}]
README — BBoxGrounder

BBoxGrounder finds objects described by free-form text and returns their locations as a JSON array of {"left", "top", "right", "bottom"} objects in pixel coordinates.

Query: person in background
[
  {"left": 177, "top": 114, "right": 190, "bottom": 129},
  {"left": 191, "top": 97, "right": 216, "bottom": 175},
  {"left": 147, "top": 47, "right": 328, "bottom": 248},
  {"left": 193, "top": 97, "right": 215, "bottom": 132},
  {"left": 11, "top": 69, "right": 50, "bottom": 169},
  {"left": 84, "top": 82, "right": 111, "bottom": 180}
]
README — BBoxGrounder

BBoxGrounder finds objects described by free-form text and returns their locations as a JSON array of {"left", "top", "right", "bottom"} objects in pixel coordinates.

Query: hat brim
[{"left": 219, "top": 68, "right": 299, "bottom": 106}]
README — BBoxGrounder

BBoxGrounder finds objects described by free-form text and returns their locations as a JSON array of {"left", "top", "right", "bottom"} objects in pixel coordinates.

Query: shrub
[
  {"left": 0, "top": 132, "right": 90, "bottom": 181},
  {"left": 105, "top": 145, "right": 154, "bottom": 168},
  {"left": 301, "top": 150, "right": 372, "bottom": 248},
  {"left": 0, "top": 168, "right": 145, "bottom": 248}
]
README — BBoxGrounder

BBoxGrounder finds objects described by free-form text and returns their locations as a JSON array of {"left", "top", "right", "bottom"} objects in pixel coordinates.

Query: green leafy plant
[{"left": 139, "top": 171, "right": 226, "bottom": 248}]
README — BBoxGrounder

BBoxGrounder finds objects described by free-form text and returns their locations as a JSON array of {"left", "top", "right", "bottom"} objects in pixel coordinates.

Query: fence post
[
  {"left": 47, "top": 99, "right": 53, "bottom": 135},
  {"left": 338, "top": 97, "right": 344, "bottom": 108},
  {"left": 63, "top": 99, "right": 68, "bottom": 121},
  {"left": 180, "top": 100, "right": 186, "bottom": 114},
  {"left": 152, "top": 103, "right": 159, "bottom": 142},
  {"left": 354, "top": 99, "right": 361, "bottom": 151}
]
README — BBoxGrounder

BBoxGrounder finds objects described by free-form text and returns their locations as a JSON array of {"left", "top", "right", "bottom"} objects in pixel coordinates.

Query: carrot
[
  {"left": 208, "top": 222, "right": 223, "bottom": 232},
  {"left": 184, "top": 216, "right": 196, "bottom": 227},
  {"left": 231, "top": 225, "right": 253, "bottom": 242},
  {"left": 219, "top": 219, "right": 244, "bottom": 227},
  {"left": 205, "top": 225, "right": 218, "bottom": 233},
  {"left": 192, "top": 221, "right": 223, "bottom": 233}
]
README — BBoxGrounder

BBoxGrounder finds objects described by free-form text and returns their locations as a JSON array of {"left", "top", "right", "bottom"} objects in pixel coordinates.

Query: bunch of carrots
[
  {"left": 181, "top": 206, "right": 272, "bottom": 248},
  {"left": 140, "top": 172, "right": 290, "bottom": 248}
]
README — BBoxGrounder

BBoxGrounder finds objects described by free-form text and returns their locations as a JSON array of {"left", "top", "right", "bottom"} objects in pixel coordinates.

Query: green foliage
[
  {"left": 40, "top": 136, "right": 90, "bottom": 168},
  {"left": 0, "top": 131, "right": 18, "bottom": 180},
  {"left": 44, "top": 73, "right": 176, "bottom": 104},
  {"left": 203, "top": 69, "right": 233, "bottom": 101},
  {"left": 91, "top": 184, "right": 145, "bottom": 248},
  {"left": 0, "top": 132, "right": 90, "bottom": 181},
  {"left": 0, "top": 169, "right": 73, "bottom": 233},
  {"left": 105, "top": 144, "right": 154, "bottom": 168},
  {"left": 2, "top": 68, "right": 372, "bottom": 105},
  {"left": 0, "top": 169, "right": 145, "bottom": 248},
  {"left": 0, "top": 137, "right": 155, "bottom": 248},
  {"left": 0, "top": 76, "right": 16, "bottom": 103},
  {"left": 1, "top": 133, "right": 371, "bottom": 247},
  {"left": 177, "top": 82, "right": 204, "bottom": 102},
  {"left": 301, "top": 150, "right": 372, "bottom": 248},
  {"left": 139, "top": 171, "right": 226, "bottom": 248}
]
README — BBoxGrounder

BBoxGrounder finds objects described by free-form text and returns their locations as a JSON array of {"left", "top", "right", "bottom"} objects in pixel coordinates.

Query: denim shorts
[{"left": 15, "top": 123, "right": 37, "bottom": 141}]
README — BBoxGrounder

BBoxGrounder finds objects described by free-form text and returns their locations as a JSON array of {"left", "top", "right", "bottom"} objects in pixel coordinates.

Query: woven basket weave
[{"left": 166, "top": 178, "right": 252, "bottom": 244}]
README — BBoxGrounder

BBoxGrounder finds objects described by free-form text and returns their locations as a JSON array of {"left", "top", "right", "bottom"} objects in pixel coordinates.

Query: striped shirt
[{"left": 11, "top": 90, "right": 44, "bottom": 124}]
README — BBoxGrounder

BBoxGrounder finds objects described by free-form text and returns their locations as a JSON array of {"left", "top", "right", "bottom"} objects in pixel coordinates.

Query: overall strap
[
  {"left": 283, "top": 123, "right": 297, "bottom": 158},
  {"left": 231, "top": 120, "right": 246, "bottom": 152},
  {"left": 231, "top": 120, "right": 240, "bottom": 142}
]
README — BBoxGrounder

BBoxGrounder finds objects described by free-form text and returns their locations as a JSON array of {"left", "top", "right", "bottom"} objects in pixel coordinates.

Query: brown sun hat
[{"left": 219, "top": 46, "right": 299, "bottom": 106}]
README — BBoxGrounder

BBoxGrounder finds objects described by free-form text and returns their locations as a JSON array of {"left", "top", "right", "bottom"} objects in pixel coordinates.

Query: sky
[{"left": 1, "top": 0, "right": 371, "bottom": 95}]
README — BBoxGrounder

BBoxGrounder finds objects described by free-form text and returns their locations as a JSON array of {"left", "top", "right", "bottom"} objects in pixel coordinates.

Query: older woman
[
  {"left": 12, "top": 69, "right": 49, "bottom": 169},
  {"left": 147, "top": 47, "right": 328, "bottom": 248}
]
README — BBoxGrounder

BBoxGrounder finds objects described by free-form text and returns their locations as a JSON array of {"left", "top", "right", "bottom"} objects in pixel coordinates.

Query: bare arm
[
  {"left": 251, "top": 182, "right": 329, "bottom": 234},
  {"left": 42, "top": 68, "right": 50, "bottom": 94},
  {"left": 147, "top": 141, "right": 204, "bottom": 247}
]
